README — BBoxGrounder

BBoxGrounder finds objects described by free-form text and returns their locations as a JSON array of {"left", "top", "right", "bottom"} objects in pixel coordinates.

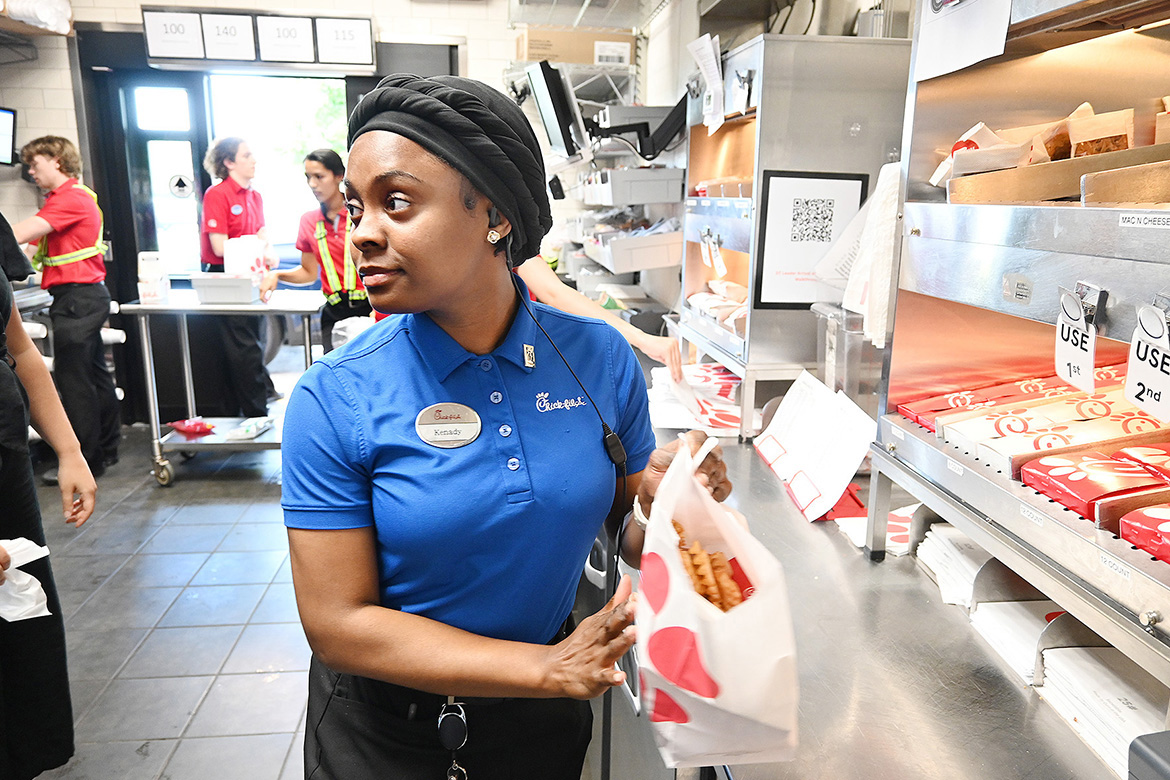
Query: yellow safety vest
[
  {"left": 33, "top": 183, "right": 108, "bottom": 271},
  {"left": 316, "top": 216, "right": 366, "bottom": 306}
]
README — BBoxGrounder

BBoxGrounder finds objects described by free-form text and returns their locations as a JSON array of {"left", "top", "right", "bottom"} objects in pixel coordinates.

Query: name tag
[{"left": 415, "top": 403, "right": 481, "bottom": 449}]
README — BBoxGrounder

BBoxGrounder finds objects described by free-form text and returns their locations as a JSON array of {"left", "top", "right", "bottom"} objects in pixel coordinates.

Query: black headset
[{"left": 490, "top": 206, "right": 628, "bottom": 475}]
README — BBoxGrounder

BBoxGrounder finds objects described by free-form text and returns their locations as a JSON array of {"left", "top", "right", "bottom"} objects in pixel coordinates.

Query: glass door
[{"left": 120, "top": 73, "right": 211, "bottom": 276}]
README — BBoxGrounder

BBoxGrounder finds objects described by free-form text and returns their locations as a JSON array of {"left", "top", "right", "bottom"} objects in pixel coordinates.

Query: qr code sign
[{"left": 791, "top": 198, "right": 835, "bottom": 242}]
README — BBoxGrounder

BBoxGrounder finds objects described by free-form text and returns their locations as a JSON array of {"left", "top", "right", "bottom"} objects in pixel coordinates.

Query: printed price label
[
  {"left": 1055, "top": 292, "right": 1096, "bottom": 393},
  {"left": 1019, "top": 504, "right": 1045, "bottom": 528},
  {"left": 1125, "top": 304, "right": 1170, "bottom": 422},
  {"left": 201, "top": 14, "right": 255, "bottom": 60},
  {"left": 315, "top": 18, "right": 373, "bottom": 65},
  {"left": 1099, "top": 552, "right": 1132, "bottom": 582},
  {"left": 1119, "top": 213, "right": 1170, "bottom": 230},
  {"left": 143, "top": 11, "right": 204, "bottom": 59},
  {"left": 256, "top": 15, "right": 314, "bottom": 62},
  {"left": 947, "top": 458, "right": 964, "bottom": 476}
]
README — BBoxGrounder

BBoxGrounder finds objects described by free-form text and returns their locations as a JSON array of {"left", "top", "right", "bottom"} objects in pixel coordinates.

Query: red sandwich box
[
  {"left": 1021, "top": 451, "right": 1170, "bottom": 528},
  {"left": 1113, "top": 444, "right": 1170, "bottom": 481},
  {"left": 1119, "top": 504, "right": 1170, "bottom": 564}
]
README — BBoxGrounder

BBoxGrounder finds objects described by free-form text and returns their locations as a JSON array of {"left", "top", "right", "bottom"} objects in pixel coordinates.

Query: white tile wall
[
  {"left": 0, "top": 0, "right": 515, "bottom": 220},
  {"left": 0, "top": 35, "right": 78, "bottom": 218}
]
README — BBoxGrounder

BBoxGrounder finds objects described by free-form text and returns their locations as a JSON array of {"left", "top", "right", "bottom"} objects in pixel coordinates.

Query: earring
[{"left": 487, "top": 229, "right": 501, "bottom": 245}]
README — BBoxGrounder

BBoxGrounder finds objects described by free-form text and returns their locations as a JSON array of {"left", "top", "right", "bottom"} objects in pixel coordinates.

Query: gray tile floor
[{"left": 36, "top": 425, "right": 307, "bottom": 780}]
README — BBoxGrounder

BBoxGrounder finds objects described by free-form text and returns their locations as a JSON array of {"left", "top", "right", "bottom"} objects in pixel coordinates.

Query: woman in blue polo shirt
[{"left": 281, "top": 74, "right": 731, "bottom": 779}]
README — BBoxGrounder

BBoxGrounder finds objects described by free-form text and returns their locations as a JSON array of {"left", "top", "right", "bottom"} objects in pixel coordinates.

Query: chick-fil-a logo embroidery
[{"left": 536, "top": 392, "right": 587, "bottom": 412}]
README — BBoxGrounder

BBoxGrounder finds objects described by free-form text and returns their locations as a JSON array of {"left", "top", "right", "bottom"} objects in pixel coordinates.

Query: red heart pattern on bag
[
  {"left": 647, "top": 626, "right": 720, "bottom": 698},
  {"left": 641, "top": 552, "right": 669, "bottom": 613},
  {"left": 649, "top": 687, "right": 690, "bottom": 723}
]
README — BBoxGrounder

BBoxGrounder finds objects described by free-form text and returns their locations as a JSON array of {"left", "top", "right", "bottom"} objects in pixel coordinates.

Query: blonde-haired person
[
  {"left": 199, "top": 137, "right": 278, "bottom": 416},
  {"left": 10, "top": 135, "right": 120, "bottom": 482}
]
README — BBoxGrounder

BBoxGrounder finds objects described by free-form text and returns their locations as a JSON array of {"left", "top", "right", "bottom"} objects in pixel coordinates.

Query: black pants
[
  {"left": 212, "top": 315, "right": 269, "bottom": 417},
  {"left": 320, "top": 296, "right": 373, "bottom": 354},
  {"left": 201, "top": 263, "right": 270, "bottom": 417},
  {"left": 48, "top": 283, "right": 120, "bottom": 470},
  {"left": 305, "top": 656, "right": 591, "bottom": 780},
  {"left": 0, "top": 445, "right": 74, "bottom": 780}
]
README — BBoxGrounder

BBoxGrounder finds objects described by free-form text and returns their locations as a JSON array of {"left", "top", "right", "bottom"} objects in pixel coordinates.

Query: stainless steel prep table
[
  {"left": 120, "top": 289, "right": 323, "bottom": 486},
  {"left": 600, "top": 443, "right": 1118, "bottom": 780}
]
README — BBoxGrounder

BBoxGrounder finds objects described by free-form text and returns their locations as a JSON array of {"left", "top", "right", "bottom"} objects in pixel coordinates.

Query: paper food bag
[
  {"left": 637, "top": 437, "right": 798, "bottom": 767},
  {"left": 223, "top": 235, "right": 266, "bottom": 281}
]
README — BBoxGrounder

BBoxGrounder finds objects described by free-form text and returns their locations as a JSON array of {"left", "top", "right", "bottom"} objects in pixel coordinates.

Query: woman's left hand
[
  {"left": 634, "top": 333, "right": 684, "bottom": 384},
  {"left": 57, "top": 453, "right": 96, "bottom": 527},
  {"left": 635, "top": 430, "right": 731, "bottom": 516}
]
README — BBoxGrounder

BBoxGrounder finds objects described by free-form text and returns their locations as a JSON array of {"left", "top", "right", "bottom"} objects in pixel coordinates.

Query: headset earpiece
[{"left": 488, "top": 207, "right": 501, "bottom": 228}]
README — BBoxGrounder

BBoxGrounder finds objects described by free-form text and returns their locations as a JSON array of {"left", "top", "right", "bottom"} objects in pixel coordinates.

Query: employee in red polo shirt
[
  {"left": 199, "top": 137, "right": 276, "bottom": 417},
  {"left": 11, "top": 136, "right": 120, "bottom": 480},
  {"left": 260, "top": 149, "right": 370, "bottom": 353}
]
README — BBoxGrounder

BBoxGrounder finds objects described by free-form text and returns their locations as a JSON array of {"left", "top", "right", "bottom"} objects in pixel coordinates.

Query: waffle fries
[{"left": 673, "top": 520, "right": 744, "bottom": 612}]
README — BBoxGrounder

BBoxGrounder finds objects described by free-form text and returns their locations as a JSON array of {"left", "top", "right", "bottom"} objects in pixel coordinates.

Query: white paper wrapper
[
  {"left": 0, "top": 538, "right": 52, "bottom": 622},
  {"left": 1069, "top": 109, "right": 1134, "bottom": 157}
]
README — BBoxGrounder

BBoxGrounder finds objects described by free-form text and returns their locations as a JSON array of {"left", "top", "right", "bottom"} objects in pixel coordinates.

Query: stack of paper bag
[
  {"left": 1038, "top": 646, "right": 1169, "bottom": 778},
  {"left": 915, "top": 523, "right": 992, "bottom": 608},
  {"left": 834, "top": 503, "right": 919, "bottom": 557},
  {"left": 969, "top": 600, "right": 1065, "bottom": 684},
  {"left": 647, "top": 364, "right": 757, "bottom": 435}
]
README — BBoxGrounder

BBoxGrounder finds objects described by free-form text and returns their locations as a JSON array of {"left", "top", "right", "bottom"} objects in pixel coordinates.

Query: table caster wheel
[{"left": 155, "top": 460, "right": 175, "bottom": 486}]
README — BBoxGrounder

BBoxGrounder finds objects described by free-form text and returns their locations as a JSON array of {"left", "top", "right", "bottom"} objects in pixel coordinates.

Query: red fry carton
[
  {"left": 1114, "top": 445, "right": 1170, "bottom": 481},
  {"left": 1021, "top": 451, "right": 1168, "bottom": 519},
  {"left": 1120, "top": 504, "right": 1170, "bottom": 563}
]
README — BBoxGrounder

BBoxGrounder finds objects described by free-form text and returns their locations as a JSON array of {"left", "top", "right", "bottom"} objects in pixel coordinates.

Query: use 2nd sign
[{"left": 1125, "top": 304, "right": 1170, "bottom": 422}]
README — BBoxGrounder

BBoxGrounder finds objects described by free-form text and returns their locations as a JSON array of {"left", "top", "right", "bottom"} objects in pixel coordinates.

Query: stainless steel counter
[{"left": 707, "top": 443, "right": 1117, "bottom": 780}]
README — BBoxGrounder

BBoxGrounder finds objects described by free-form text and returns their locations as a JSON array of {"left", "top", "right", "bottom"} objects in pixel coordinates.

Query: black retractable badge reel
[
  {"left": 495, "top": 208, "right": 628, "bottom": 477},
  {"left": 438, "top": 696, "right": 468, "bottom": 779}
]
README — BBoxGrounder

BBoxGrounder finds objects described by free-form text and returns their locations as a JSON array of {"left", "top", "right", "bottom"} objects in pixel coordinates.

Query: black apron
[
  {"left": 303, "top": 620, "right": 591, "bottom": 780},
  {"left": 0, "top": 250, "right": 75, "bottom": 779}
]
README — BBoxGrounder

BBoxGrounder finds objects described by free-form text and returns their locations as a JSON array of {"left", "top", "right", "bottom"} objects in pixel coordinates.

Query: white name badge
[{"left": 415, "top": 403, "right": 481, "bottom": 448}]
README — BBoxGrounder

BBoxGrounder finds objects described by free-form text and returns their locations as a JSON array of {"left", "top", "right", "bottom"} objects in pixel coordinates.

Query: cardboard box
[
  {"left": 190, "top": 274, "right": 259, "bottom": 304},
  {"left": 978, "top": 416, "right": 1169, "bottom": 478},
  {"left": 937, "top": 385, "right": 1128, "bottom": 451},
  {"left": 513, "top": 25, "right": 636, "bottom": 66},
  {"left": 1120, "top": 504, "right": 1170, "bottom": 563},
  {"left": 1020, "top": 451, "right": 1168, "bottom": 521},
  {"left": 1114, "top": 444, "right": 1170, "bottom": 480}
]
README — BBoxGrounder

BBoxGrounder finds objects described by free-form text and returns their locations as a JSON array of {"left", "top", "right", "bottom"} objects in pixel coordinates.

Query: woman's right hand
[
  {"left": 542, "top": 575, "right": 637, "bottom": 699},
  {"left": 259, "top": 272, "right": 279, "bottom": 302},
  {"left": 57, "top": 452, "right": 96, "bottom": 527},
  {"left": 0, "top": 544, "right": 9, "bottom": 585}
]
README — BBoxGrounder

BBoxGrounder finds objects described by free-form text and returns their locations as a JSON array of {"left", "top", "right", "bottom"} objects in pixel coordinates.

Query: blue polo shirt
[{"left": 281, "top": 284, "right": 656, "bottom": 644}]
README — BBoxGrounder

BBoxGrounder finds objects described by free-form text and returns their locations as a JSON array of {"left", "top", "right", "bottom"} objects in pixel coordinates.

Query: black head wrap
[{"left": 348, "top": 74, "right": 552, "bottom": 264}]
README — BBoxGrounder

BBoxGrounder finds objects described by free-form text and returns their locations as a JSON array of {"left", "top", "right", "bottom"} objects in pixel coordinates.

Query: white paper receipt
[{"left": 415, "top": 403, "right": 481, "bottom": 449}]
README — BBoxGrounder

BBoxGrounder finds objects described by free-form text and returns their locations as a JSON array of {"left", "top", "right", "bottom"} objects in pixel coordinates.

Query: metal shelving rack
[
  {"left": 865, "top": 4, "right": 1170, "bottom": 703},
  {"left": 676, "top": 34, "right": 910, "bottom": 439}
]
